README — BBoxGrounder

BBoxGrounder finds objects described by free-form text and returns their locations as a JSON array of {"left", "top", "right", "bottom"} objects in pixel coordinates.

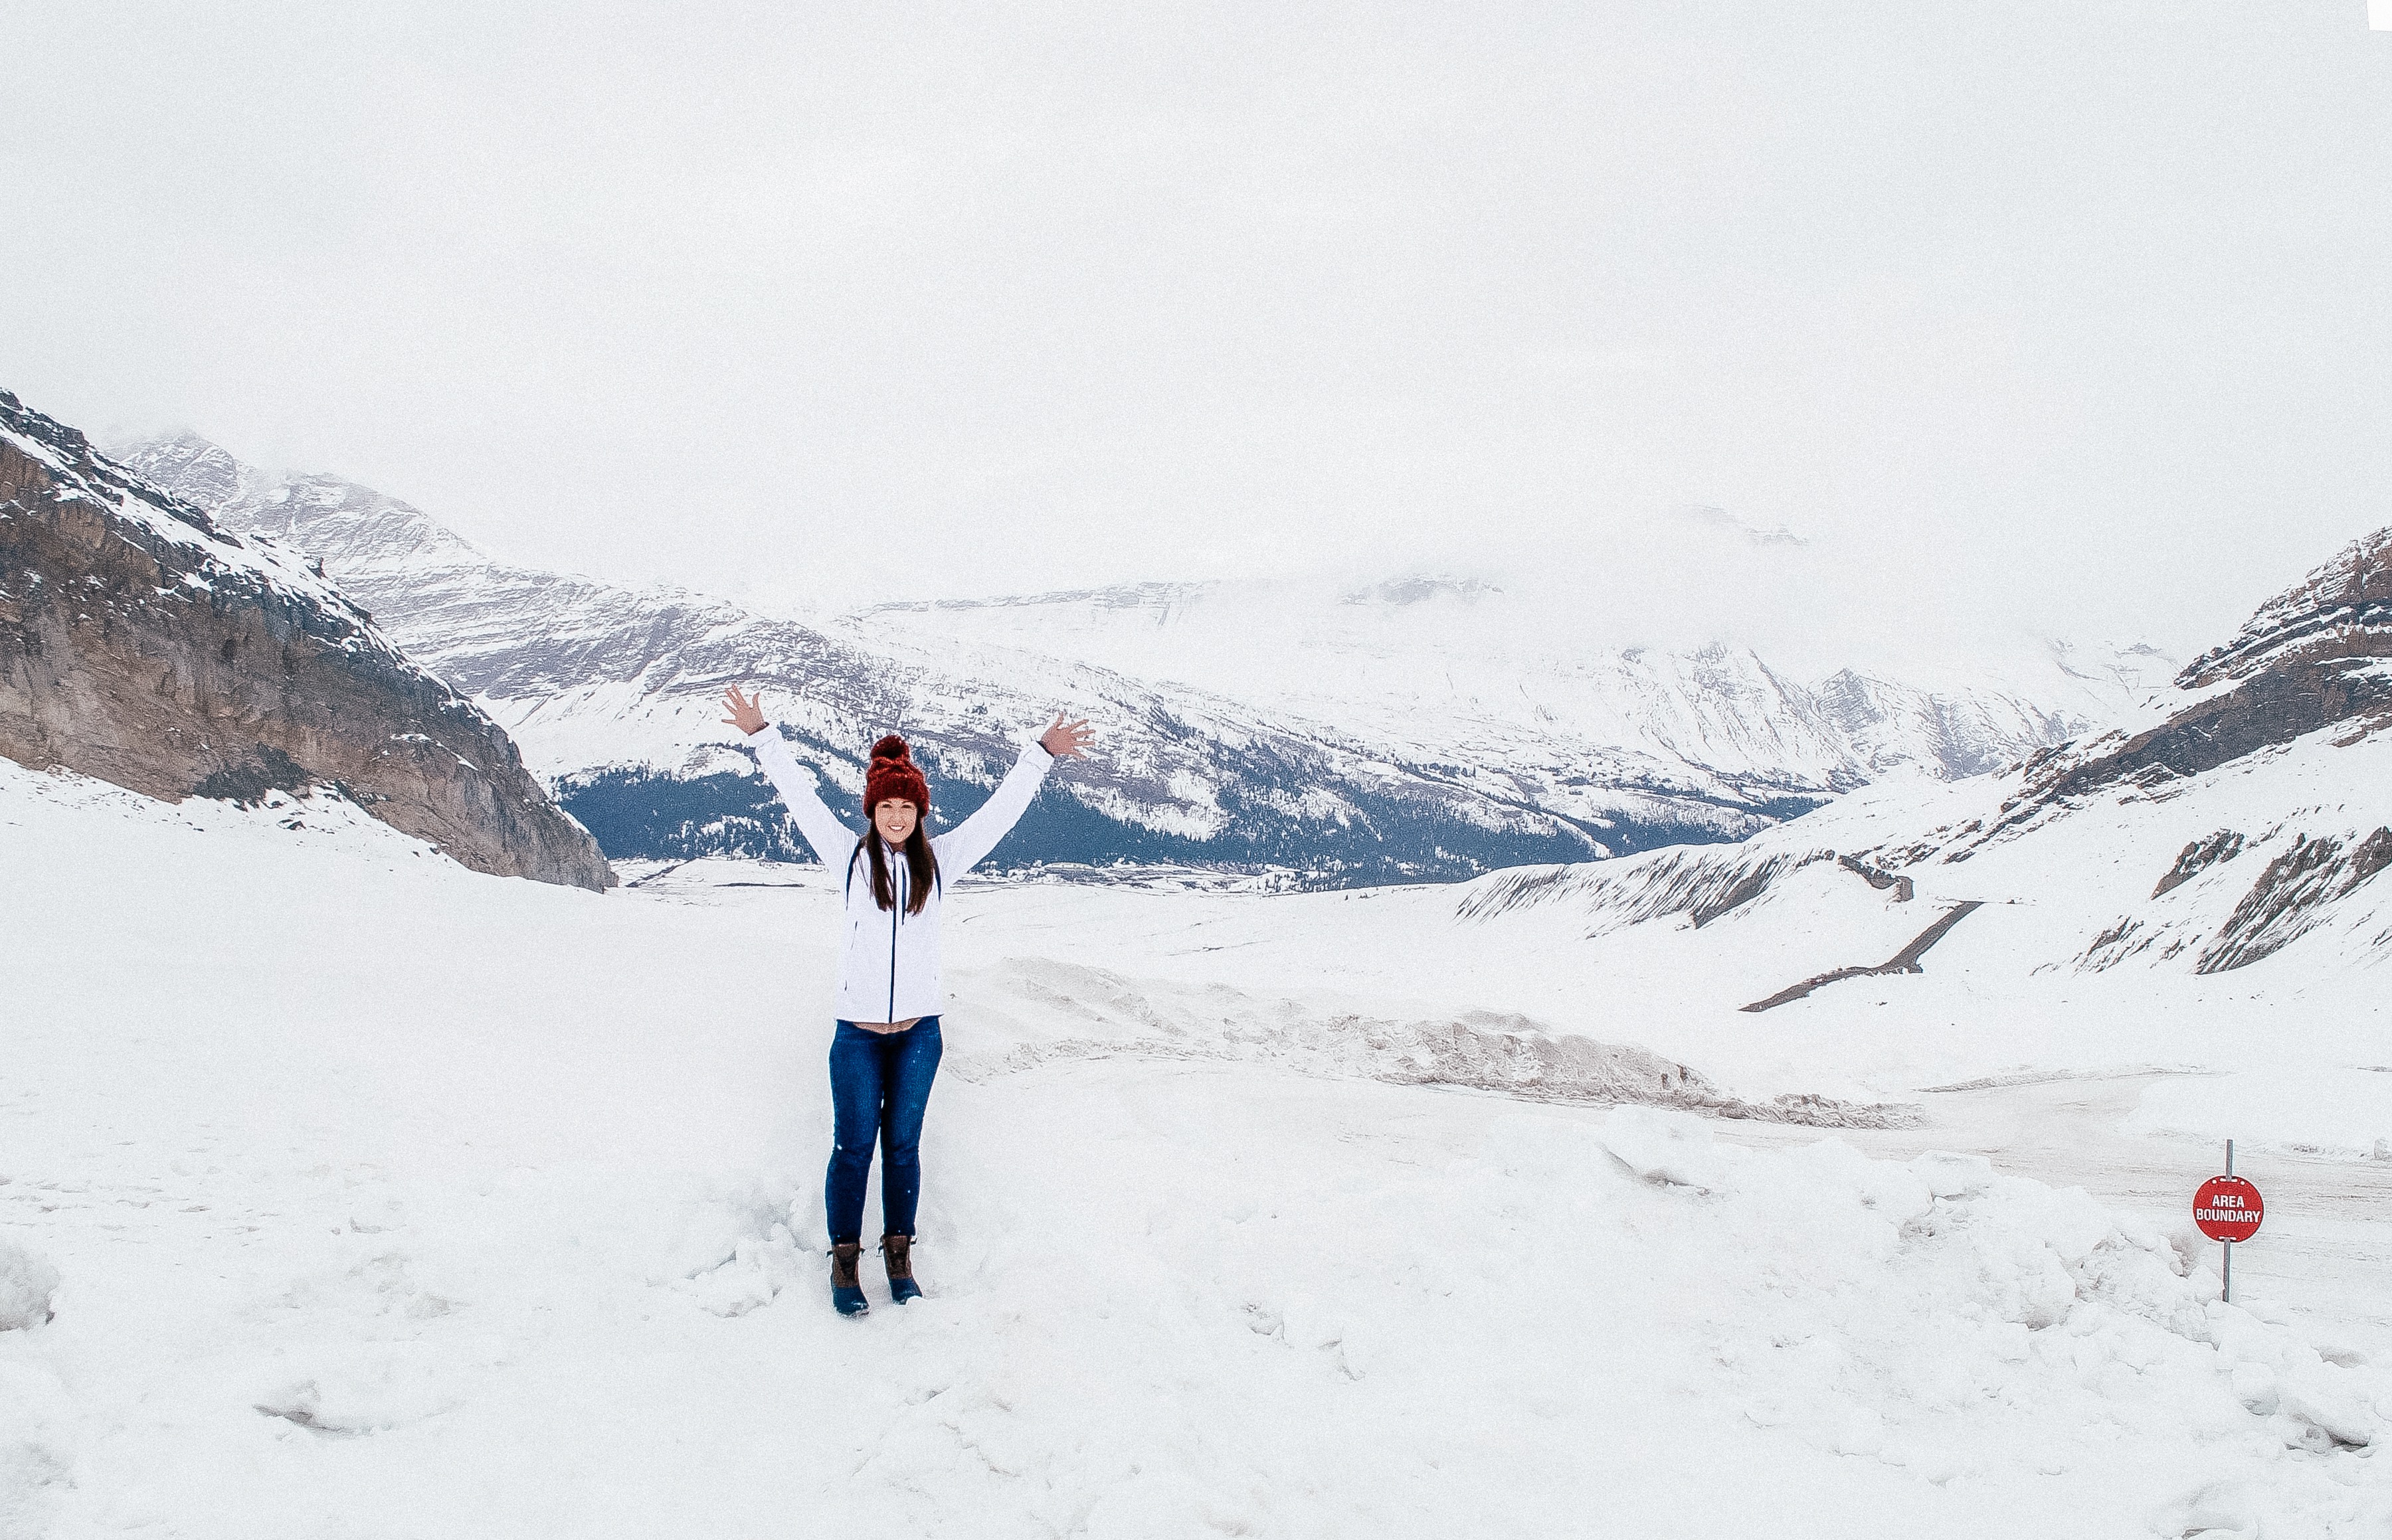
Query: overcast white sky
[{"left": 5, "top": 1, "right": 2389, "bottom": 660}]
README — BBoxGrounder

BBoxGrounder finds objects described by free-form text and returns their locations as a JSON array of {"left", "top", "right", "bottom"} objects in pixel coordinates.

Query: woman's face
[{"left": 874, "top": 799, "right": 920, "bottom": 845}]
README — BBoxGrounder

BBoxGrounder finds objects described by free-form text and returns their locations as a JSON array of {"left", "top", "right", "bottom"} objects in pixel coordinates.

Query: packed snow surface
[{"left": 5, "top": 760, "right": 2390, "bottom": 1536}]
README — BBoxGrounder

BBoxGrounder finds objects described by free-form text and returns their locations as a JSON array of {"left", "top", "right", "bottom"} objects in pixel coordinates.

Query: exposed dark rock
[
  {"left": 0, "top": 390, "right": 613, "bottom": 891},
  {"left": 1932, "top": 529, "right": 2392, "bottom": 860},
  {"left": 2356, "top": 827, "right": 2392, "bottom": 886},
  {"left": 1837, "top": 853, "right": 1914, "bottom": 902},
  {"left": 2080, "top": 916, "right": 2152, "bottom": 970},
  {"left": 2029, "top": 658, "right": 2392, "bottom": 813},
  {"left": 2154, "top": 830, "right": 2247, "bottom": 899},
  {"left": 2177, "top": 527, "right": 2392, "bottom": 689},
  {"left": 2199, "top": 827, "right": 2392, "bottom": 974},
  {"left": 192, "top": 744, "right": 312, "bottom": 805}
]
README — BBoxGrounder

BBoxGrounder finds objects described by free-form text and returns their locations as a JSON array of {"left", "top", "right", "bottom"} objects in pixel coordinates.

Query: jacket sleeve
[
  {"left": 745, "top": 723, "right": 860, "bottom": 868},
  {"left": 933, "top": 740, "right": 1055, "bottom": 879}
]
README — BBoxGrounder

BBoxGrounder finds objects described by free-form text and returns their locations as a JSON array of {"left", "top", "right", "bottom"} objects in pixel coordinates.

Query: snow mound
[
  {"left": 1566, "top": 1109, "right": 2387, "bottom": 1533},
  {"left": 251, "top": 1344, "right": 465, "bottom": 1436},
  {"left": 0, "top": 1236, "right": 60, "bottom": 1331},
  {"left": 654, "top": 1185, "right": 813, "bottom": 1317},
  {"left": 1602, "top": 1104, "right": 1740, "bottom": 1189},
  {"left": 956, "top": 958, "right": 1917, "bottom": 1125},
  {"left": 569, "top": 1088, "right": 2389, "bottom": 1535}
]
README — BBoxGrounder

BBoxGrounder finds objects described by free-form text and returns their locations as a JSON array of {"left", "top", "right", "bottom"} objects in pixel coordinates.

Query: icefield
[{"left": 4, "top": 757, "right": 2389, "bottom": 1537}]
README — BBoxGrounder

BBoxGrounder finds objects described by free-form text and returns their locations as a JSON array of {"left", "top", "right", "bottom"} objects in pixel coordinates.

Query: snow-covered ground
[{"left": 5, "top": 762, "right": 2390, "bottom": 1537}]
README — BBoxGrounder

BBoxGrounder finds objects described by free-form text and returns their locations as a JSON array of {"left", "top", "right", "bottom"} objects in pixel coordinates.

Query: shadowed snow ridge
[{"left": 1455, "top": 840, "right": 1904, "bottom": 932}]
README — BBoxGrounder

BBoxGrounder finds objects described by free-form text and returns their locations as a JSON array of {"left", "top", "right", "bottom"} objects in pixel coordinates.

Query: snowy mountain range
[
  {"left": 852, "top": 575, "right": 2171, "bottom": 787},
  {"left": 117, "top": 432, "right": 2157, "bottom": 883},
  {"left": 1459, "top": 524, "right": 2392, "bottom": 993}
]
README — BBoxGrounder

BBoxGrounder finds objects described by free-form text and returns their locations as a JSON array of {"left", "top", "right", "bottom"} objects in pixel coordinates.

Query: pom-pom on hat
[{"left": 864, "top": 734, "right": 930, "bottom": 818}]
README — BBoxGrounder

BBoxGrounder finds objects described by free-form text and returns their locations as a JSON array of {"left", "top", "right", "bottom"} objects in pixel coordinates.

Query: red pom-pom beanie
[{"left": 863, "top": 734, "right": 930, "bottom": 817}]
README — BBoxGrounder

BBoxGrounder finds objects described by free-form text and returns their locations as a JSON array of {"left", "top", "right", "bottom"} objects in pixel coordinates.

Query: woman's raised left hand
[
  {"left": 1039, "top": 714, "right": 1095, "bottom": 759},
  {"left": 719, "top": 686, "right": 768, "bottom": 736}
]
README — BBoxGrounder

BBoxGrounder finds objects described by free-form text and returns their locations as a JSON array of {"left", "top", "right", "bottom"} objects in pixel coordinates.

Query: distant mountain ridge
[
  {"left": 120, "top": 432, "right": 2138, "bottom": 883},
  {"left": 844, "top": 576, "right": 2158, "bottom": 789}
]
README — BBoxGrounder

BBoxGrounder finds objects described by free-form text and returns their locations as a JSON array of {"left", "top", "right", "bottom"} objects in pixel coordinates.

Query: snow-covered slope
[
  {"left": 7, "top": 746, "right": 2390, "bottom": 1537},
  {"left": 116, "top": 434, "right": 2138, "bottom": 883}
]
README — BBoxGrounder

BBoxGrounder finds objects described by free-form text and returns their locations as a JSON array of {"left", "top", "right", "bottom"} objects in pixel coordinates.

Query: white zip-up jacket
[{"left": 747, "top": 723, "right": 1054, "bottom": 1023}]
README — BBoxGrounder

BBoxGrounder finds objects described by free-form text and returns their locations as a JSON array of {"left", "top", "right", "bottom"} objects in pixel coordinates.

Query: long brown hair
[{"left": 863, "top": 821, "right": 938, "bottom": 916}]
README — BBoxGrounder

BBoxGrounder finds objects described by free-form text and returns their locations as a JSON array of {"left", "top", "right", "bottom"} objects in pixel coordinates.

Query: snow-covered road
[{"left": 5, "top": 770, "right": 2389, "bottom": 1536}]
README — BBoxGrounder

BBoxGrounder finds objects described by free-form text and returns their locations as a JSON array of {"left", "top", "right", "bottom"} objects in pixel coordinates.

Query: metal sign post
[{"left": 2193, "top": 1140, "right": 2264, "bottom": 1304}]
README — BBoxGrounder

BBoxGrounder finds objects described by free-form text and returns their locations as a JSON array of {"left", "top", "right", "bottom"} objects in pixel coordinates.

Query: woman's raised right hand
[{"left": 719, "top": 686, "right": 768, "bottom": 736}]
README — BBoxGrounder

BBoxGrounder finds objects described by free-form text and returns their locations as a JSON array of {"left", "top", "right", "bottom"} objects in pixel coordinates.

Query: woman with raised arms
[{"left": 719, "top": 685, "right": 1095, "bottom": 1316}]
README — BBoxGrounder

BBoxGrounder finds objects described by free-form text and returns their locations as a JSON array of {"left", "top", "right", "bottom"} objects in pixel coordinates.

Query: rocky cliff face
[
  {"left": 1974, "top": 527, "right": 2392, "bottom": 838},
  {"left": 0, "top": 391, "right": 614, "bottom": 891},
  {"left": 2177, "top": 527, "right": 2392, "bottom": 689}
]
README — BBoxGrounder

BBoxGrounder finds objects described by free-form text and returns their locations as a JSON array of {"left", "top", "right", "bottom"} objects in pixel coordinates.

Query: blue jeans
[{"left": 825, "top": 1017, "right": 943, "bottom": 1246}]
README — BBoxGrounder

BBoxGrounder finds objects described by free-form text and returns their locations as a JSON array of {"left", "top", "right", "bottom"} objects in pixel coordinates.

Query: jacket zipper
[{"left": 888, "top": 852, "right": 901, "bottom": 1021}]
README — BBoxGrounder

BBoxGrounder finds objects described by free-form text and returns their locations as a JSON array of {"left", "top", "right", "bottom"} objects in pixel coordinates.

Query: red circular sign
[{"left": 2194, "top": 1175, "right": 2264, "bottom": 1242}]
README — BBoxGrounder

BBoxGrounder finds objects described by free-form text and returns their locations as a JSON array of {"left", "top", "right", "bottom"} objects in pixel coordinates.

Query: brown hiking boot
[
  {"left": 881, "top": 1233, "right": 923, "bottom": 1303},
  {"left": 830, "top": 1242, "right": 868, "bottom": 1316}
]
